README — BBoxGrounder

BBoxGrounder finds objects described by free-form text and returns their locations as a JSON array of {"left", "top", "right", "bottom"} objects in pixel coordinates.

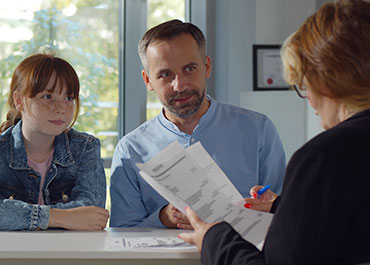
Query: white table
[{"left": 0, "top": 227, "right": 201, "bottom": 265}]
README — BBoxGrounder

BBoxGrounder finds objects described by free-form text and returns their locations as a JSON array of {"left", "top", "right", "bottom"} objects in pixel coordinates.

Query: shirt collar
[
  {"left": 9, "top": 121, "right": 75, "bottom": 170},
  {"left": 53, "top": 130, "right": 75, "bottom": 167},
  {"left": 9, "top": 121, "right": 29, "bottom": 170}
]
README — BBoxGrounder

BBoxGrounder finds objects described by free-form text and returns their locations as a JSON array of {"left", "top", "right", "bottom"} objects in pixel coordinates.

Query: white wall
[
  {"left": 205, "top": 0, "right": 323, "bottom": 160},
  {"left": 203, "top": 0, "right": 256, "bottom": 106},
  {"left": 206, "top": 0, "right": 317, "bottom": 105},
  {"left": 253, "top": 0, "right": 322, "bottom": 159},
  {"left": 256, "top": 0, "right": 316, "bottom": 44}
]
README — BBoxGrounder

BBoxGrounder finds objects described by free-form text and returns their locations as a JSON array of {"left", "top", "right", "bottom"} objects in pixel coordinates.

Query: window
[
  {"left": 0, "top": 0, "right": 194, "bottom": 212},
  {"left": 0, "top": 0, "right": 119, "bottom": 212},
  {"left": 146, "top": 0, "right": 186, "bottom": 120},
  {"left": 0, "top": 0, "right": 119, "bottom": 161}
]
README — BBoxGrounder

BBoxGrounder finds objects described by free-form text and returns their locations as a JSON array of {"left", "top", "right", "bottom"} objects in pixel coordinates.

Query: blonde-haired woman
[{"left": 179, "top": 0, "right": 370, "bottom": 264}]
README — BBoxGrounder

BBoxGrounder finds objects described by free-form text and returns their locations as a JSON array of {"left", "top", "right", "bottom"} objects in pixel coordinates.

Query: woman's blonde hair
[
  {"left": 281, "top": 0, "right": 370, "bottom": 110},
  {"left": 0, "top": 53, "right": 80, "bottom": 133}
]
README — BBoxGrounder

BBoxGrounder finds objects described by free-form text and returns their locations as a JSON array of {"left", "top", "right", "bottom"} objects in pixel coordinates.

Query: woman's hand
[
  {"left": 244, "top": 185, "right": 278, "bottom": 212},
  {"left": 49, "top": 206, "right": 109, "bottom": 231},
  {"left": 178, "top": 207, "right": 217, "bottom": 251}
]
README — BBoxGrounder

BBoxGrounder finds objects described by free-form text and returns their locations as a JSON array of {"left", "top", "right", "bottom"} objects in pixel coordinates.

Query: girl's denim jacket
[{"left": 0, "top": 121, "right": 106, "bottom": 230}]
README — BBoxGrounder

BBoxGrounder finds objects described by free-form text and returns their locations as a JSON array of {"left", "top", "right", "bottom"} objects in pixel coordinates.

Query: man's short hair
[{"left": 138, "top": 19, "right": 206, "bottom": 71}]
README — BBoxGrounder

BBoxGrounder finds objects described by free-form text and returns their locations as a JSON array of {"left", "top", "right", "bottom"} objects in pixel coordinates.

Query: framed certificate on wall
[{"left": 253, "top": 44, "right": 289, "bottom": 91}]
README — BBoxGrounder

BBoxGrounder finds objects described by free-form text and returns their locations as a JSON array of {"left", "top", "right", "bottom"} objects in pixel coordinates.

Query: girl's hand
[
  {"left": 244, "top": 185, "right": 278, "bottom": 212},
  {"left": 49, "top": 206, "right": 109, "bottom": 231},
  {"left": 178, "top": 207, "right": 217, "bottom": 251}
]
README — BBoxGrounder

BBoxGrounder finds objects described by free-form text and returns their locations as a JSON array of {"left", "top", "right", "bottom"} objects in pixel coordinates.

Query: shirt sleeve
[
  {"left": 109, "top": 142, "right": 166, "bottom": 228},
  {"left": 258, "top": 116, "right": 286, "bottom": 194},
  {"left": 0, "top": 200, "right": 50, "bottom": 230},
  {"left": 201, "top": 222, "right": 265, "bottom": 265},
  {"left": 269, "top": 195, "right": 280, "bottom": 214}
]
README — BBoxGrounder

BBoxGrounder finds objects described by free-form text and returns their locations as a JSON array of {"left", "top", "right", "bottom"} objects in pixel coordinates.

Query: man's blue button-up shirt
[{"left": 110, "top": 96, "right": 286, "bottom": 228}]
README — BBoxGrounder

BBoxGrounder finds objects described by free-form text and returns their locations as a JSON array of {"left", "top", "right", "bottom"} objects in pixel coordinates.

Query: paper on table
[
  {"left": 105, "top": 237, "right": 196, "bottom": 250},
  {"left": 136, "top": 141, "right": 273, "bottom": 248}
]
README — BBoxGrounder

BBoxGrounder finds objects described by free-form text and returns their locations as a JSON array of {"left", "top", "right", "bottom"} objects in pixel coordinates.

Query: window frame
[
  {"left": 119, "top": 0, "right": 206, "bottom": 135},
  {"left": 104, "top": 0, "right": 206, "bottom": 168}
]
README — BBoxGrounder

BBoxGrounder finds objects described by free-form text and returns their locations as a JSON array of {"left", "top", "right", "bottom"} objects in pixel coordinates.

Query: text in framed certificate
[{"left": 253, "top": 44, "right": 289, "bottom": 91}]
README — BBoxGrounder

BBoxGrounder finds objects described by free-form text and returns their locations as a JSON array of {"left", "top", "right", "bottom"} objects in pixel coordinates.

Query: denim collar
[
  {"left": 9, "top": 121, "right": 75, "bottom": 170},
  {"left": 158, "top": 94, "right": 217, "bottom": 135}
]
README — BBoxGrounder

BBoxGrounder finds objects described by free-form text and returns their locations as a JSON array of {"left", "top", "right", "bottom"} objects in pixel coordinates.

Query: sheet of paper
[
  {"left": 186, "top": 143, "right": 245, "bottom": 206},
  {"left": 105, "top": 237, "right": 196, "bottom": 250},
  {"left": 137, "top": 141, "right": 273, "bottom": 248}
]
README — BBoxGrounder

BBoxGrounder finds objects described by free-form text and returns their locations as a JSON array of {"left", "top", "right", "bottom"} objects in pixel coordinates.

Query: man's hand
[
  {"left": 178, "top": 207, "right": 216, "bottom": 251},
  {"left": 159, "top": 204, "right": 193, "bottom": 229},
  {"left": 49, "top": 206, "right": 109, "bottom": 231}
]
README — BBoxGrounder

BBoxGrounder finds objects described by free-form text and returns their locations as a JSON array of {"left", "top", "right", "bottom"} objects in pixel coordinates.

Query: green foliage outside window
[
  {"left": 0, "top": 0, "right": 119, "bottom": 158},
  {"left": 146, "top": 0, "right": 185, "bottom": 120},
  {"left": 0, "top": 0, "right": 185, "bottom": 214}
]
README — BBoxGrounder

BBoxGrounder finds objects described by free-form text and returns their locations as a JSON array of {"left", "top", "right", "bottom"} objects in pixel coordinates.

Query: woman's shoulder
[
  {"left": 292, "top": 119, "right": 370, "bottom": 168},
  {"left": 306, "top": 117, "right": 369, "bottom": 151}
]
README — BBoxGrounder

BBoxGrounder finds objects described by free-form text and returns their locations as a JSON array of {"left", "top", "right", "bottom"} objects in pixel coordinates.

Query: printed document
[
  {"left": 136, "top": 141, "right": 273, "bottom": 248},
  {"left": 105, "top": 237, "right": 196, "bottom": 250}
]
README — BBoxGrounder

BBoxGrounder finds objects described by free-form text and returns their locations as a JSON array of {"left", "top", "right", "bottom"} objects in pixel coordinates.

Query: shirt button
[
  {"left": 29, "top": 174, "right": 38, "bottom": 179},
  {"left": 62, "top": 192, "right": 69, "bottom": 203}
]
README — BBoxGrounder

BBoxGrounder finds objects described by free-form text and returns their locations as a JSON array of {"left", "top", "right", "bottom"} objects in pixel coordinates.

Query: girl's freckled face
[{"left": 19, "top": 75, "right": 75, "bottom": 137}]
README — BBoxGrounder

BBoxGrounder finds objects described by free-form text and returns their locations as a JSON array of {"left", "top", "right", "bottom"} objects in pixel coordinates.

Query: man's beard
[{"left": 162, "top": 89, "right": 205, "bottom": 118}]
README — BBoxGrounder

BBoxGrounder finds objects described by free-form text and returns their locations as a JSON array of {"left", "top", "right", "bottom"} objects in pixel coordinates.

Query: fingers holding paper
[
  {"left": 178, "top": 207, "right": 217, "bottom": 251},
  {"left": 160, "top": 203, "right": 193, "bottom": 229}
]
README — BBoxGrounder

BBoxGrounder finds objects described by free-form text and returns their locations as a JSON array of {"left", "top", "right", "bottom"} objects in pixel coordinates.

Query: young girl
[{"left": 0, "top": 53, "right": 109, "bottom": 231}]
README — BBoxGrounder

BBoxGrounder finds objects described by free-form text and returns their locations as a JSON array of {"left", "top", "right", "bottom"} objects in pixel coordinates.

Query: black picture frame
[{"left": 253, "top": 44, "right": 289, "bottom": 91}]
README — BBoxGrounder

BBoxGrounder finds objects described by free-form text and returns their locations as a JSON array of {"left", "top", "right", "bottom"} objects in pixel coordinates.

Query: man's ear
[
  {"left": 142, "top": 70, "right": 153, "bottom": 91},
  {"left": 13, "top": 91, "right": 24, "bottom": 112},
  {"left": 205, "top": 56, "right": 212, "bottom": 79}
]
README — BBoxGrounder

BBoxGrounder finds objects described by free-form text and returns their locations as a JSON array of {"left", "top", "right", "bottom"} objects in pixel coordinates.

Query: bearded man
[{"left": 110, "top": 20, "right": 286, "bottom": 228}]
